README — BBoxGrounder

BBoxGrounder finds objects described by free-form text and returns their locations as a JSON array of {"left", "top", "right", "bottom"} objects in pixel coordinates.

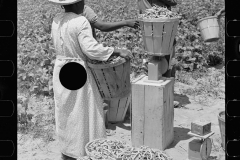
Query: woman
[
  {"left": 49, "top": 0, "right": 133, "bottom": 159},
  {"left": 80, "top": 2, "right": 139, "bottom": 108},
  {"left": 81, "top": 4, "right": 140, "bottom": 39}
]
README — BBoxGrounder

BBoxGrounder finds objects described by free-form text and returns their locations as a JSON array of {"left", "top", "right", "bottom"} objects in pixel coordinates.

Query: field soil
[{"left": 18, "top": 77, "right": 225, "bottom": 160}]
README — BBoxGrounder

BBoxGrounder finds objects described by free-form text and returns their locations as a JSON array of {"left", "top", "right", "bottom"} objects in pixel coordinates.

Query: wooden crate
[
  {"left": 131, "top": 76, "right": 174, "bottom": 150},
  {"left": 106, "top": 94, "right": 131, "bottom": 123},
  {"left": 191, "top": 120, "right": 211, "bottom": 136},
  {"left": 139, "top": 18, "right": 179, "bottom": 56}
]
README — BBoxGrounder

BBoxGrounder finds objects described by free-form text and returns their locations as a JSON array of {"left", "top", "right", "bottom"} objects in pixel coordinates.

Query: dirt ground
[{"left": 18, "top": 81, "right": 225, "bottom": 160}]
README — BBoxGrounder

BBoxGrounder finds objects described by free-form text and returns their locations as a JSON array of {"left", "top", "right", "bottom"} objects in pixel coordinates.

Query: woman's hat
[{"left": 48, "top": 0, "right": 82, "bottom": 5}]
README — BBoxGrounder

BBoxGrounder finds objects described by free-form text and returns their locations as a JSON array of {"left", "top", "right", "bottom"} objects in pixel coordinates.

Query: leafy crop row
[{"left": 17, "top": 0, "right": 225, "bottom": 135}]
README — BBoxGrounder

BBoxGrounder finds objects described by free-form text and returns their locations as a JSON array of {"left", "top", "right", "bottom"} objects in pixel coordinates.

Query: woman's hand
[
  {"left": 125, "top": 20, "right": 140, "bottom": 29},
  {"left": 119, "top": 49, "right": 133, "bottom": 61},
  {"left": 112, "top": 48, "right": 133, "bottom": 60}
]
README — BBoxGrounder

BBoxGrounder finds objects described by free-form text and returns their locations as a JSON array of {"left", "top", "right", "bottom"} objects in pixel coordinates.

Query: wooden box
[
  {"left": 131, "top": 76, "right": 174, "bottom": 150},
  {"left": 191, "top": 120, "right": 211, "bottom": 136}
]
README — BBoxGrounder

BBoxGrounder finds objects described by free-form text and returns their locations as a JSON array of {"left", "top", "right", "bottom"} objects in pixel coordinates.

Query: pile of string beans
[
  {"left": 120, "top": 146, "right": 172, "bottom": 160},
  {"left": 85, "top": 139, "right": 173, "bottom": 160},
  {"left": 85, "top": 139, "right": 131, "bottom": 160},
  {"left": 87, "top": 47, "right": 126, "bottom": 65},
  {"left": 87, "top": 55, "right": 124, "bottom": 65},
  {"left": 139, "top": 5, "right": 179, "bottom": 19}
]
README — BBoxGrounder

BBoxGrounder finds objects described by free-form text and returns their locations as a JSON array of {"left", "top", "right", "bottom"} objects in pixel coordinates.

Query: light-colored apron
[{"left": 53, "top": 55, "right": 106, "bottom": 158}]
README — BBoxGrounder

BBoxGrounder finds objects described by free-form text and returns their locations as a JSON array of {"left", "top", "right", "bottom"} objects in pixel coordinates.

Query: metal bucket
[{"left": 218, "top": 111, "right": 225, "bottom": 150}]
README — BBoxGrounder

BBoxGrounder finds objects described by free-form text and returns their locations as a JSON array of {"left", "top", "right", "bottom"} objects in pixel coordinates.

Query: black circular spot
[{"left": 59, "top": 62, "right": 87, "bottom": 90}]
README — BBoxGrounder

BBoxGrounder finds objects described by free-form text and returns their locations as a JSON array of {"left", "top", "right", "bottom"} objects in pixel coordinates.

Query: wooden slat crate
[
  {"left": 106, "top": 94, "right": 131, "bottom": 123},
  {"left": 139, "top": 18, "right": 179, "bottom": 56},
  {"left": 87, "top": 58, "right": 131, "bottom": 100},
  {"left": 131, "top": 76, "right": 174, "bottom": 150}
]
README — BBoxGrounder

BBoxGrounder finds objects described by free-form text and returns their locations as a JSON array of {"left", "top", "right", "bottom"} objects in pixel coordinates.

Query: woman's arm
[
  {"left": 93, "top": 19, "right": 139, "bottom": 32},
  {"left": 83, "top": 5, "right": 139, "bottom": 32},
  {"left": 77, "top": 17, "right": 132, "bottom": 61}
]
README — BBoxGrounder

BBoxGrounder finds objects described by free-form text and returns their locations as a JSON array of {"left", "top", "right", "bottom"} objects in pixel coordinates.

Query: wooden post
[
  {"left": 131, "top": 75, "right": 174, "bottom": 150},
  {"left": 147, "top": 56, "right": 169, "bottom": 81},
  {"left": 148, "top": 56, "right": 162, "bottom": 81}
]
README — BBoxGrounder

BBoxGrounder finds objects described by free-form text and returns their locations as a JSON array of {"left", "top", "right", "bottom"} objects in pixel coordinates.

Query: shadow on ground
[
  {"left": 166, "top": 127, "right": 192, "bottom": 149},
  {"left": 174, "top": 94, "right": 191, "bottom": 106},
  {"left": 205, "top": 62, "right": 224, "bottom": 70},
  {"left": 107, "top": 122, "right": 131, "bottom": 131}
]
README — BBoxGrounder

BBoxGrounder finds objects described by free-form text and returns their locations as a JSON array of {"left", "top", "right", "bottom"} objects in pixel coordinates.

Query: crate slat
[
  {"left": 116, "top": 96, "right": 128, "bottom": 122},
  {"left": 114, "top": 62, "right": 124, "bottom": 97},
  {"left": 94, "top": 69, "right": 111, "bottom": 98},
  {"left": 168, "top": 21, "right": 179, "bottom": 53},
  {"left": 153, "top": 22, "right": 164, "bottom": 54},
  {"left": 144, "top": 35, "right": 154, "bottom": 53},
  {"left": 132, "top": 76, "right": 174, "bottom": 150},
  {"left": 144, "top": 22, "right": 153, "bottom": 36},
  {"left": 122, "top": 95, "right": 131, "bottom": 121},
  {"left": 107, "top": 98, "right": 119, "bottom": 122},
  {"left": 144, "top": 84, "right": 164, "bottom": 149},
  {"left": 143, "top": 22, "right": 154, "bottom": 53},
  {"left": 132, "top": 83, "right": 145, "bottom": 147},
  {"left": 90, "top": 68, "right": 105, "bottom": 98},
  {"left": 123, "top": 62, "right": 131, "bottom": 91},
  {"left": 140, "top": 22, "right": 147, "bottom": 52},
  {"left": 104, "top": 67, "right": 117, "bottom": 97},
  {"left": 153, "top": 21, "right": 164, "bottom": 36},
  {"left": 163, "top": 80, "right": 174, "bottom": 147},
  {"left": 161, "top": 22, "right": 174, "bottom": 54}
]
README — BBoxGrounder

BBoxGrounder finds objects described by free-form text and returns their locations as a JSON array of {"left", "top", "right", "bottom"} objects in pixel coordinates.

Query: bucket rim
[
  {"left": 218, "top": 111, "right": 225, "bottom": 122},
  {"left": 85, "top": 138, "right": 131, "bottom": 157},
  {"left": 197, "top": 16, "right": 217, "bottom": 24},
  {"left": 87, "top": 58, "right": 127, "bottom": 69},
  {"left": 138, "top": 17, "right": 179, "bottom": 22}
]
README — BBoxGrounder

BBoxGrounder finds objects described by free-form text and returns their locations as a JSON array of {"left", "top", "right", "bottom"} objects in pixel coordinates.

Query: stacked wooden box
[{"left": 131, "top": 76, "right": 174, "bottom": 150}]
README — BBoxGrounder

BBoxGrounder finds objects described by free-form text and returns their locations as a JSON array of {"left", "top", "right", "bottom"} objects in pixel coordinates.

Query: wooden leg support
[{"left": 132, "top": 76, "right": 174, "bottom": 150}]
